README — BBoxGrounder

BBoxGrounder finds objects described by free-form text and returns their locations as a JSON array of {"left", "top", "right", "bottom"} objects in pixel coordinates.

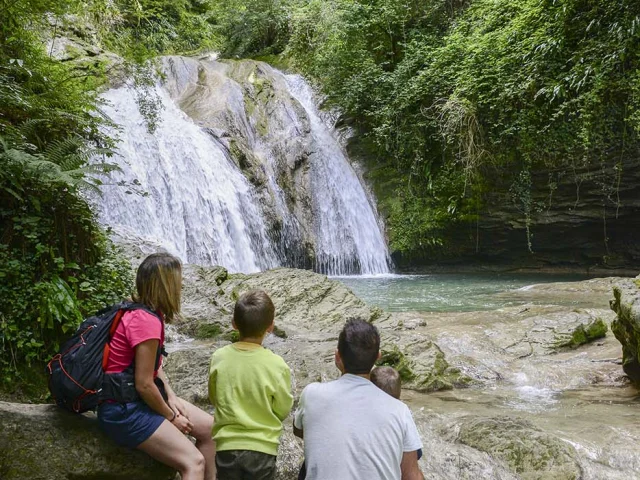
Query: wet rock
[
  {"left": 171, "top": 265, "right": 469, "bottom": 394},
  {"left": 178, "top": 265, "right": 385, "bottom": 339},
  {"left": 379, "top": 342, "right": 472, "bottom": 392},
  {"left": 486, "top": 307, "right": 614, "bottom": 357},
  {"left": 160, "top": 56, "right": 317, "bottom": 267},
  {"left": 555, "top": 317, "right": 608, "bottom": 348},
  {"left": 610, "top": 277, "right": 640, "bottom": 383},
  {"left": 0, "top": 402, "right": 175, "bottom": 479},
  {"left": 452, "top": 416, "right": 583, "bottom": 480}
]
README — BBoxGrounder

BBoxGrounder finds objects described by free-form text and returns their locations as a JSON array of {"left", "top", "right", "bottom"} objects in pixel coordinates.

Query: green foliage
[
  {"left": 0, "top": 135, "right": 134, "bottom": 392},
  {"left": 209, "top": 0, "right": 293, "bottom": 57},
  {"left": 281, "top": 0, "right": 640, "bottom": 256},
  {"left": 87, "top": 0, "right": 221, "bottom": 61},
  {"left": 0, "top": 0, "right": 137, "bottom": 397}
]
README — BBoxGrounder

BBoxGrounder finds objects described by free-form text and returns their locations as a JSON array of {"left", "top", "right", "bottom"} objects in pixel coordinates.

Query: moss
[
  {"left": 378, "top": 347, "right": 415, "bottom": 382},
  {"left": 251, "top": 54, "right": 293, "bottom": 71},
  {"left": 64, "top": 43, "right": 86, "bottom": 60},
  {"left": 369, "top": 307, "right": 384, "bottom": 322},
  {"left": 195, "top": 323, "right": 223, "bottom": 339},
  {"left": 610, "top": 285, "right": 640, "bottom": 383},
  {"left": 634, "top": 279, "right": 640, "bottom": 289},
  {"left": 272, "top": 325, "right": 287, "bottom": 339},
  {"left": 554, "top": 318, "right": 608, "bottom": 349},
  {"left": 569, "top": 318, "right": 608, "bottom": 347},
  {"left": 223, "top": 331, "right": 240, "bottom": 343},
  {"left": 584, "top": 317, "right": 608, "bottom": 340},
  {"left": 230, "top": 287, "right": 241, "bottom": 302}
]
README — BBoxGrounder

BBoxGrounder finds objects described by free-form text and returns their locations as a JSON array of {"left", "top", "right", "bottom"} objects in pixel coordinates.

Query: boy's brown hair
[
  {"left": 133, "top": 253, "right": 182, "bottom": 322},
  {"left": 371, "top": 366, "right": 401, "bottom": 399},
  {"left": 233, "top": 290, "right": 275, "bottom": 338}
]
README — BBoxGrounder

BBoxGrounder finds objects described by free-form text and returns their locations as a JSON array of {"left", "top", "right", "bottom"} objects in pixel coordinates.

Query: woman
[{"left": 98, "top": 253, "right": 216, "bottom": 480}]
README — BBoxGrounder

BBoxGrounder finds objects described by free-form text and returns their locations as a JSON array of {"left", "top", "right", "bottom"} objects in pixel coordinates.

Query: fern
[{"left": 1, "top": 133, "right": 120, "bottom": 193}]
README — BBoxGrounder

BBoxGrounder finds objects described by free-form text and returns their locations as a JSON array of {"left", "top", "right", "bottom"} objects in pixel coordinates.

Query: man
[{"left": 293, "top": 319, "right": 424, "bottom": 480}]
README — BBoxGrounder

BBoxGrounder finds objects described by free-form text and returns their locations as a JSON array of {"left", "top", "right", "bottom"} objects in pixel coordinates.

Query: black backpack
[{"left": 46, "top": 301, "right": 160, "bottom": 413}]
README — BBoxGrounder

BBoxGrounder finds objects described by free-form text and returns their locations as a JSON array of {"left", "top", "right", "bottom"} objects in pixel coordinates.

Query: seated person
[
  {"left": 294, "top": 319, "right": 424, "bottom": 480},
  {"left": 370, "top": 366, "right": 422, "bottom": 461}
]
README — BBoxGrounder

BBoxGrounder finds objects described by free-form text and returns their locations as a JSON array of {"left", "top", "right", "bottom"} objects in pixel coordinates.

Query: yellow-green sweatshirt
[{"left": 208, "top": 342, "right": 293, "bottom": 455}]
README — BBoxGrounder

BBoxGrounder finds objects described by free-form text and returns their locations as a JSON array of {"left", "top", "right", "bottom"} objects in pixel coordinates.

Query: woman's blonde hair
[{"left": 133, "top": 253, "right": 182, "bottom": 322}]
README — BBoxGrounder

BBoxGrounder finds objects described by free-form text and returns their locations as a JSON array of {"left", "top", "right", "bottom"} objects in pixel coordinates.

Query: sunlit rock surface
[
  {"left": 610, "top": 275, "right": 640, "bottom": 382},
  {"left": 0, "top": 402, "right": 175, "bottom": 480}
]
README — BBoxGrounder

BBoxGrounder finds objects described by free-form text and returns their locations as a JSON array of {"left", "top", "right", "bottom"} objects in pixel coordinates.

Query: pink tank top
[{"left": 104, "top": 309, "right": 164, "bottom": 376}]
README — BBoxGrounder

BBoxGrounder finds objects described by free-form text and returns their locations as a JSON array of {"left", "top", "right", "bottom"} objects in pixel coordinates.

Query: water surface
[{"left": 337, "top": 273, "right": 596, "bottom": 312}]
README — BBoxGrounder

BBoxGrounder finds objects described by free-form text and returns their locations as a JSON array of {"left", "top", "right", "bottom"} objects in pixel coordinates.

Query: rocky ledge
[
  {"left": 0, "top": 402, "right": 174, "bottom": 479},
  {"left": 1, "top": 266, "right": 634, "bottom": 479},
  {"left": 610, "top": 275, "right": 640, "bottom": 383}
]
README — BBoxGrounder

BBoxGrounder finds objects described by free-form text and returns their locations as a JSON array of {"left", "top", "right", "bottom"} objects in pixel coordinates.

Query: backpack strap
[{"left": 101, "top": 302, "right": 163, "bottom": 372}]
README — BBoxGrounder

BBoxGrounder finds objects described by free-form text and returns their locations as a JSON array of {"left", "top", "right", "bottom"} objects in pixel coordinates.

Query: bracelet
[{"left": 168, "top": 409, "right": 176, "bottom": 422}]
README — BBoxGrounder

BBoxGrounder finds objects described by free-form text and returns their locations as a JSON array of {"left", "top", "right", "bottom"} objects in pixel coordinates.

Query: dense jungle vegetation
[{"left": 2, "top": 0, "right": 639, "bottom": 396}]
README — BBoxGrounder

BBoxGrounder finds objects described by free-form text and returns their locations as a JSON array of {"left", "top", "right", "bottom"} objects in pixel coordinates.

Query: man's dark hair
[
  {"left": 233, "top": 290, "right": 275, "bottom": 337},
  {"left": 338, "top": 318, "right": 380, "bottom": 374}
]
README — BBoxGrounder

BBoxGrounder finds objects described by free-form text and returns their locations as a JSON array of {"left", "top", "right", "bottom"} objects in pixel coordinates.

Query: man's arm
[
  {"left": 293, "top": 385, "right": 308, "bottom": 439},
  {"left": 400, "top": 450, "right": 424, "bottom": 480}
]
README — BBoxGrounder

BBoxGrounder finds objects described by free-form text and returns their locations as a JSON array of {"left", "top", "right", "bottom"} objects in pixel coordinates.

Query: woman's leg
[
  {"left": 138, "top": 420, "right": 205, "bottom": 480},
  {"left": 180, "top": 398, "right": 217, "bottom": 480}
]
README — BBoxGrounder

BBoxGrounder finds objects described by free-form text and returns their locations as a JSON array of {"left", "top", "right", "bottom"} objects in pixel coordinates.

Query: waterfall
[
  {"left": 284, "top": 74, "right": 390, "bottom": 275},
  {"left": 95, "top": 59, "right": 391, "bottom": 275},
  {"left": 96, "top": 86, "right": 278, "bottom": 273}
]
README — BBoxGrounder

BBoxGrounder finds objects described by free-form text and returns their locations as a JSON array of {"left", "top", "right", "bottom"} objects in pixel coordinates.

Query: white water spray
[{"left": 96, "top": 86, "right": 278, "bottom": 273}]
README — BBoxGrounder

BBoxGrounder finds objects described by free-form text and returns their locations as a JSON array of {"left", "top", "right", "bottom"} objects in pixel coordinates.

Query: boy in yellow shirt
[{"left": 208, "top": 290, "right": 293, "bottom": 480}]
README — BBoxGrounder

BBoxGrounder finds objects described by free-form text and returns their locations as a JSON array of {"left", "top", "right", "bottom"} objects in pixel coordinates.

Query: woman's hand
[
  {"left": 171, "top": 412, "right": 194, "bottom": 435},
  {"left": 168, "top": 394, "right": 189, "bottom": 420}
]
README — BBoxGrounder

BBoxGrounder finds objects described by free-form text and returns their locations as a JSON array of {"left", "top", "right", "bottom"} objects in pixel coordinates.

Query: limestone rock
[
  {"left": 177, "top": 265, "right": 386, "bottom": 341},
  {"left": 170, "top": 265, "right": 470, "bottom": 395},
  {"left": 378, "top": 340, "right": 472, "bottom": 392},
  {"left": 610, "top": 278, "right": 640, "bottom": 383},
  {"left": 0, "top": 402, "right": 175, "bottom": 480},
  {"left": 452, "top": 416, "right": 583, "bottom": 480}
]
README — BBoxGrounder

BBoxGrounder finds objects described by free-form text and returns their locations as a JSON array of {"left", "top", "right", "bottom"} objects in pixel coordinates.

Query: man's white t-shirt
[{"left": 294, "top": 374, "right": 423, "bottom": 480}]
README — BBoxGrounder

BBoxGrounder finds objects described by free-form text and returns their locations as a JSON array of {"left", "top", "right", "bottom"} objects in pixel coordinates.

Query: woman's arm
[
  {"left": 134, "top": 339, "right": 175, "bottom": 420},
  {"left": 156, "top": 365, "right": 189, "bottom": 419}
]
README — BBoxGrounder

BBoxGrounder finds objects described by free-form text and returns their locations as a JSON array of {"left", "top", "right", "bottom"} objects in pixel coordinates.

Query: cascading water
[
  {"left": 96, "top": 86, "right": 278, "bottom": 273},
  {"left": 284, "top": 74, "right": 390, "bottom": 275},
  {"left": 95, "top": 58, "right": 391, "bottom": 275}
]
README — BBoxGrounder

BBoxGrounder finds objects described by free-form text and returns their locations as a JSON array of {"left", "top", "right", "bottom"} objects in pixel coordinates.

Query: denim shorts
[{"left": 98, "top": 401, "right": 165, "bottom": 448}]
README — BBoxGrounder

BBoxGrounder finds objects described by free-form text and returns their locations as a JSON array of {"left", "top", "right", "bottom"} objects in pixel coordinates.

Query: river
[{"left": 336, "top": 274, "right": 640, "bottom": 479}]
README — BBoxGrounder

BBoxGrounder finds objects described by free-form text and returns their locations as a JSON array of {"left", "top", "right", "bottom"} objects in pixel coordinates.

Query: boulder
[
  {"left": 610, "top": 277, "right": 640, "bottom": 382},
  {"left": 178, "top": 265, "right": 386, "bottom": 340},
  {"left": 0, "top": 402, "right": 175, "bottom": 480},
  {"left": 451, "top": 416, "right": 583, "bottom": 480},
  {"left": 170, "top": 265, "right": 469, "bottom": 394}
]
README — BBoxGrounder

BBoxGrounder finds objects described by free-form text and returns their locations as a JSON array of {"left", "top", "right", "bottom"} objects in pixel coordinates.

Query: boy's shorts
[{"left": 216, "top": 450, "right": 277, "bottom": 480}]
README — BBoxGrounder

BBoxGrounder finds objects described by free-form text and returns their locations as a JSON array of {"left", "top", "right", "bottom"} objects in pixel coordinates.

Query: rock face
[
  {"left": 610, "top": 276, "right": 640, "bottom": 382},
  {"left": 0, "top": 402, "right": 175, "bottom": 480},
  {"left": 3, "top": 268, "right": 635, "bottom": 479},
  {"left": 161, "top": 56, "right": 315, "bottom": 268},
  {"left": 170, "top": 265, "right": 470, "bottom": 397},
  {"left": 381, "top": 145, "right": 640, "bottom": 272},
  {"left": 452, "top": 416, "right": 583, "bottom": 480}
]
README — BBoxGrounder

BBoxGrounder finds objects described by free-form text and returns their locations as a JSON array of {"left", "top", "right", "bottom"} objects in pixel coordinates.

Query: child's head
[
  {"left": 233, "top": 290, "right": 275, "bottom": 339},
  {"left": 370, "top": 366, "right": 401, "bottom": 399},
  {"left": 134, "top": 253, "right": 182, "bottom": 322}
]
